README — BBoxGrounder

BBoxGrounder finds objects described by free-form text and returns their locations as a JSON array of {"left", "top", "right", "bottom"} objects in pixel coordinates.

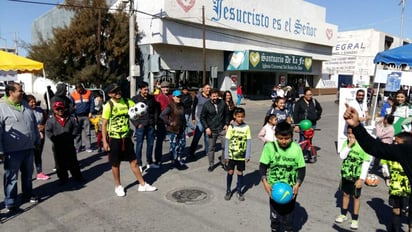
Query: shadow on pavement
[
  {"left": 332, "top": 223, "right": 353, "bottom": 231},
  {"left": 242, "top": 169, "right": 261, "bottom": 194},
  {"left": 294, "top": 202, "right": 308, "bottom": 231},
  {"left": 78, "top": 151, "right": 111, "bottom": 183},
  {"left": 0, "top": 202, "right": 37, "bottom": 224},
  {"left": 366, "top": 197, "right": 391, "bottom": 231}
]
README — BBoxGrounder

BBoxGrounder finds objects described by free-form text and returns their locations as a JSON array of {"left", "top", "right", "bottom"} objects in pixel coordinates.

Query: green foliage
[{"left": 28, "top": 0, "right": 136, "bottom": 87}]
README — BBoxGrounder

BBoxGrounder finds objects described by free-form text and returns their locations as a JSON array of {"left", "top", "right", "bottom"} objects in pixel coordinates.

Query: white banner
[
  {"left": 337, "top": 88, "right": 368, "bottom": 153},
  {"left": 374, "top": 69, "right": 412, "bottom": 86}
]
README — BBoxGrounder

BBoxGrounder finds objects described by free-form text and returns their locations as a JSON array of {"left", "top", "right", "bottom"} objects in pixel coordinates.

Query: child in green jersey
[
  {"left": 259, "top": 121, "right": 306, "bottom": 231},
  {"left": 335, "top": 126, "right": 371, "bottom": 230},
  {"left": 387, "top": 132, "right": 412, "bottom": 232},
  {"left": 223, "top": 107, "right": 251, "bottom": 201}
]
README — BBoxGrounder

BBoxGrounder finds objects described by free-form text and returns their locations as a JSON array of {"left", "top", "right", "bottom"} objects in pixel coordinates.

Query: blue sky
[
  {"left": 0, "top": 0, "right": 411, "bottom": 57},
  {"left": 0, "top": 0, "right": 55, "bottom": 56},
  {"left": 306, "top": 0, "right": 411, "bottom": 39}
]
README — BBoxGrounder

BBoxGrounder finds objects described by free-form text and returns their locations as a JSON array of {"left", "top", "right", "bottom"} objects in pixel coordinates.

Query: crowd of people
[{"left": 17, "top": 79, "right": 412, "bottom": 231}]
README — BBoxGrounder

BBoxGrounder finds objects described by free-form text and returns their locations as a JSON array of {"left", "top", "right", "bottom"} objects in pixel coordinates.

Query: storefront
[{"left": 137, "top": 0, "right": 337, "bottom": 97}]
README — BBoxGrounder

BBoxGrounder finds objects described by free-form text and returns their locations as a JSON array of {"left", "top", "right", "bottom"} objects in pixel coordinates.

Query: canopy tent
[
  {"left": 371, "top": 43, "right": 412, "bottom": 121},
  {"left": 0, "top": 50, "right": 49, "bottom": 107},
  {"left": 0, "top": 50, "right": 44, "bottom": 72},
  {"left": 374, "top": 43, "right": 412, "bottom": 66}
]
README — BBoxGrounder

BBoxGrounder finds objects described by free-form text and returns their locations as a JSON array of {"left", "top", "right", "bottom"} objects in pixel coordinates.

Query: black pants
[
  {"left": 270, "top": 197, "right": 296, "bottom": 231},
  {"left": 52, "top": 145, "right": 82, "bottom": 182}
]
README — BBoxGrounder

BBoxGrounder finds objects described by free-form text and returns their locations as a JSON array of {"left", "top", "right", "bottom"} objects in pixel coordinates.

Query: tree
[{"left": 29, "top": 0, "right": 136, "bottom": 87}]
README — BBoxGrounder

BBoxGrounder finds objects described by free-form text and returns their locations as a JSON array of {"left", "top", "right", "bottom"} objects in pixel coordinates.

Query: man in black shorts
[{"left": 101, "top": 83, "right": 157, "bottom": 197}]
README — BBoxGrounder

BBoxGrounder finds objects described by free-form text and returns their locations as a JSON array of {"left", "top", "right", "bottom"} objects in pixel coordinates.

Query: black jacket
[
  {"left": 200, "top": 98, "right": 230, "bottom": 133},
  {"left": 181, "top": 93, "right": 193, "bottom": 115},
  {"left": 131, "top": 94, "right": 158, "bottom": 127},
  {"left": 284, "top": 89, "right": 296, "bottom": 103},
  {"left": 293, "top": 97, "right": 322, "bottom": 124},
  {"left": 51, "top": 86, "right": 74, "bottom": 116},
  {"left": 45, "top": 115, "right": 79, "bottom": 154}
]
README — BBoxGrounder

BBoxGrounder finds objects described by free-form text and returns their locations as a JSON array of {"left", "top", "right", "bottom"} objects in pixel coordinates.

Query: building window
[{"left": 384, "top": 36, "right": 394, "bottom": 50}]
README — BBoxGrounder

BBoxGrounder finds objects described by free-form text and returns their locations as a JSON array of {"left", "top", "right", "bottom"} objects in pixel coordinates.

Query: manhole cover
[{"left": 166, "top": 187, "right": 211, "bottom": 205}]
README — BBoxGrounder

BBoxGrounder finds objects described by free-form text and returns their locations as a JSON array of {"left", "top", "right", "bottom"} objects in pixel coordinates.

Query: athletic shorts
[
  {"left": 108, "top": 137, "right": 136, "bottom": 165},
  {"left": 227, "top": 159, "right": 245, "bottom": 172},
  {"left": 340, "top": 178, "right": 362, "bottom": 198},
  {"left": 389, "top": 195, "right": 408, "bottom": 209}
]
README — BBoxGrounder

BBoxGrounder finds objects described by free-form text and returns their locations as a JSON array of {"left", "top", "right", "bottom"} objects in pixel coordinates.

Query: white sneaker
[
  {"left": 350, "top": 220, "right": 359, "bottom": 230},
  {"left": 115, "top": 185, "right": 125, "bottom": 197},
  {"left": 138, "top": 183, "right": 157, "bottom": 192},
  {"left": 335, "top": 214, "right": 348, "bottom": 223}
]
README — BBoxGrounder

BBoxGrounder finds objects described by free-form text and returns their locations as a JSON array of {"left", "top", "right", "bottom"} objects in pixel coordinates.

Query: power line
[{"left": 9, "top": 0, "right": 334, "bottom": 56}]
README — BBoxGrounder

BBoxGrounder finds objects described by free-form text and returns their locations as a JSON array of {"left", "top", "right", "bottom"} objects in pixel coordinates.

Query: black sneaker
[
  {"left": 224, "top": 191, "right": 232, "bottom": 200},
  {"left": 173, "top": 159, "right": 181, "bottom": 168},
  {"left": 237, "top": 193, "right": 245, "bottom": 201},
  {"left": 208, "top": 166, "right": 214, "bottom": 172},
  {"left": 23, "top": 194, "right": 39, "bottom": 203}
]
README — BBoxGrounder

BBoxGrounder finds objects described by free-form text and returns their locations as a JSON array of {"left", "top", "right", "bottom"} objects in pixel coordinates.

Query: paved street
[{"left": 0, "top": 95, "right": 404, "bottom": 231}]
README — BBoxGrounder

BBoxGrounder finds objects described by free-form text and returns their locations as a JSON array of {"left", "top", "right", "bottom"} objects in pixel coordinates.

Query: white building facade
[
  {"left": 322, "top": 29, "right": 409, "bottom": 88},
  {"left": 136, "top": 0, "right": 337, "bottom": 97}
]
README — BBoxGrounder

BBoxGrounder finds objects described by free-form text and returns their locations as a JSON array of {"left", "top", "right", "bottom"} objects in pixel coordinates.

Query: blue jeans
[
  {"left": 189, "top": 121, "right": 209, "bottom": 156},
  {"left": 168, "top": 132, "right": 186, "bottom": 161},
  {"left": 135, "top": 125, "right": 155, "bottom": 165},
  {"left": 185, "top": 114, "right": 195, "bottom": 134},
  {"left": 237, "top": 94, "right": 242, "bottom": 106},
  {"left": 3, "top": 149, "right": 34, "bottom": 208},
  {"left": 154, "top": 123, "right": 167, "bottom": 163},
  {"left": 286, "top": 102, "right": 294, "bottom": 115}
]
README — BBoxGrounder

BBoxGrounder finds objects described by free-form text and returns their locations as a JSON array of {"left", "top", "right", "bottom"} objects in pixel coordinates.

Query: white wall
[{"left": 322, "top": 29, "right": 408, "bottom": 87}]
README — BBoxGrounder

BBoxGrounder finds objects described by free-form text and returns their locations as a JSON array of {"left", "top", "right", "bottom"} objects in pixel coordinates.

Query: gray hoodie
[{"left": 0, "top": 97, "right": 40, "bottom": 154}]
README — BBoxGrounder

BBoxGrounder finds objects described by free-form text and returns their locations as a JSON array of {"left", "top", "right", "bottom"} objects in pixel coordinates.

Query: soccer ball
[
  {"left": 271, "top": 182, "right": 293, "bottom": 204},
  {"left": 365, "top": 174, "right": 379, "bottom": 187},
  {"left": 128, "top": 102, "right": 148, "bottom": 120}
]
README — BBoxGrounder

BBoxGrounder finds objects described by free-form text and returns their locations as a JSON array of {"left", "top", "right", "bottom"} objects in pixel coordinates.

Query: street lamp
[{"left": 124, "top": 0, "right": 138, "bottom": 97}]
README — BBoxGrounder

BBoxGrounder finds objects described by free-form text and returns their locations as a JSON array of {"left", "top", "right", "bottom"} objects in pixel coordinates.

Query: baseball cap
[
  {"left": 160, "top": 81, "right": 170, "bottom": 87},
  {"left": 172, "top": 90, "right": 182, "bottom": 97},
  {"left": 105, "top": 83, "right": 121, "bottom": 94},
  {"left": 53, "top": 101, "right": 64, "bottom": 110}
]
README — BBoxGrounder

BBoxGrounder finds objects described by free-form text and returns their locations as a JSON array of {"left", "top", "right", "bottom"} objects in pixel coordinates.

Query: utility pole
[
  {"left": 13, "top": 32, "right": 18, "bottom": 55},
  {"left": 202, "top": 5, "right": 206, "bottom": 85},
  {"left": 128, "top": 0, "right": 137, "bottom": 97},
  {"left": 400, "top": 0, "right": 406, "bottom": 46}
]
